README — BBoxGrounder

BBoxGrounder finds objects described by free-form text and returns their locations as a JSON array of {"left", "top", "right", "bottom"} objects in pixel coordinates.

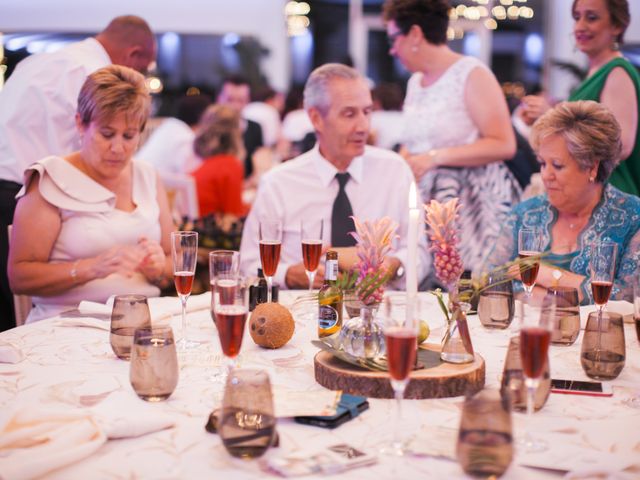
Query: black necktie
[{"left": 331, "top": 172, "right": 357, "bottom": 247}]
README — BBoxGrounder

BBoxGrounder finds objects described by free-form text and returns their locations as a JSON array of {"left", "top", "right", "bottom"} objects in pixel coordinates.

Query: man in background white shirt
[
  {"left": 0, "top": 15, "right": 156, "bottom": 330},
  {"left": 240, "top": 63, "right": 429, "bottom": 289}
]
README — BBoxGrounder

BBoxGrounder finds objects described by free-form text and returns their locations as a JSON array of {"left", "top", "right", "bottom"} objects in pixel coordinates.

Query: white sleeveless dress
[
  {"left": 18, "top": 156, "right": 161, "bottom": 322},
  {"left": 402, "top": 56, "right": 521, "bottom": 273}
]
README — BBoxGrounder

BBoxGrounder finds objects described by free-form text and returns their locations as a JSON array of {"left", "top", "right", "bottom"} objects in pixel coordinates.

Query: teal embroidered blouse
[{"left": 485, "top": 184, "right": 640, "bottom": 304}]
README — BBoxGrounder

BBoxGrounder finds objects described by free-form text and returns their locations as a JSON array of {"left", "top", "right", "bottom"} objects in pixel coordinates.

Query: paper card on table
[
  {"left": 518, "top": 446, "right": 638, "bottom": 473},
  {"left": 272, "top": 387, "right": 340, "bottom": 418},
  {"left": 263, "top": 443, "right": 377, "bottom": 477}
]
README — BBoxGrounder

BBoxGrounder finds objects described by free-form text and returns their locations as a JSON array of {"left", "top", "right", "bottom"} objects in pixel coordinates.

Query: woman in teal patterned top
[
  {"left": 520, "top": 0, "right": 639, "bottom": 196},
  {"left": 486, "top": 101, "right": 640, "bottom": 304}
]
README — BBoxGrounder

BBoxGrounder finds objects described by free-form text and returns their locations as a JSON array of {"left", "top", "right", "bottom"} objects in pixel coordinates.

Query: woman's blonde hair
[
  {"left": 77, "top": 64, "right": 151, "bottom": 131},
  {"left": 530, "top": 100, "right": 621, "bottom": 183},
  {"left": 194, "top": 104, "right": 242, "bottom": 158}
]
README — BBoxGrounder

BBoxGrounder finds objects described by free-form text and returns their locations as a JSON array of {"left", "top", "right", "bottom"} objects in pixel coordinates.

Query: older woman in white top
[{"left": 8, "top": 65, "right": 175, "bottom": 322}]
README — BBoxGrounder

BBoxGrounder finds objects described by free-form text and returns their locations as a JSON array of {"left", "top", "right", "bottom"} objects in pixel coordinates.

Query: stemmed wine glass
[
  {"left": 590, "top": 241, "right": 617, "bottom": 314},
  {"left": 518, "top": 294, "right": 554, "bottom": 452},
  {"left": 259, "top": 220, "right": 282, "bottom": 303},
  {"left": 212, "top": 276, "right": 249, "bottom": 373},
  {"left": 301, "top": 219, "right": 324, "bottom": 291},
  {"left": 518, "top": 228, "right": 542, "bottom": 299},
  {"left": 171, "top": 231, "right": 199, "bottom": 350},
  {"left": 381, "top": 296, "right": 419, "bottom": 456}
]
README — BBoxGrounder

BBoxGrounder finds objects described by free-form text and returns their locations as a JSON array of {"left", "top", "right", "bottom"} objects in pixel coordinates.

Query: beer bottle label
[
  {"left": 318, "top": 305, "right": 339, "bottom": 331},
  {"left": 326, "top": 259, "right": 338, "bottom": 281}
]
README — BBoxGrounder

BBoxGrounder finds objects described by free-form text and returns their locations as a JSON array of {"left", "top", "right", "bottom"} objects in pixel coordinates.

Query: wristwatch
[{"left": 395, "top": 264, "right": 405, "bottom": 280}]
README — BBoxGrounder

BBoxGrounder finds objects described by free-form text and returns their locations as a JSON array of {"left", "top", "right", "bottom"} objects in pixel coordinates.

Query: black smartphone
[
  {"left": 294, "top": 394, "right": 369, "bottom": 429},
  {"left": 551, "top": 378, "right": 613, "bottom": 397}
]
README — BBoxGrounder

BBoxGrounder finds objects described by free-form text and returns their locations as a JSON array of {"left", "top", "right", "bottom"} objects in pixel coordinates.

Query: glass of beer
[
  {"left": 518, "top": 294, "right": 554, "bottom": 452},
  {"left": 171, "top": 231, "right": 199, "bottom": 350},
  {"left": 259, "top": 220, "right": 282, "bottom": 303},
  {"left": 517, "top": 228, "right": 542, "bottom": 299},
  {"left": 381, "top": 295, "right": 419, "bottom": 456},
  {"left": 590, "top": 241, "right": 617, "bottom": 314},
  {"left": 212, "top": 276, "right": 249, "bottom": 372},
  {"left": 300, "top": 219, "right": 323, "bottom": 291}
]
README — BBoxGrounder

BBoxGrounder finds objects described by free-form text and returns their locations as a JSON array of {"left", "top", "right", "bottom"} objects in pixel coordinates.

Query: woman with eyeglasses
[{"left": 382, "top": 0, "right": 520, "bottom": 277}]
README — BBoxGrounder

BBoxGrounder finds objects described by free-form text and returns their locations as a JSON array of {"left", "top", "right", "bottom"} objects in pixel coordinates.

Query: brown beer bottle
[{"left": 318, "top": 250, "right": 343, "bottom": 338}]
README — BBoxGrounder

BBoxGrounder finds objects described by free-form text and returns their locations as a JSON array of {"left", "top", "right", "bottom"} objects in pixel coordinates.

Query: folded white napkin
[
  {"left": 0, "top": 340, "right": 24, "bottom": 363},
  {"left": 0, "top": 396, "right": 175, "bottom": 480},
  {"left": 77, "top": 292, "right": 211, "bottom": 324},
  {"left": 53, "top": 317, "right": 111, "bottom": 331}
]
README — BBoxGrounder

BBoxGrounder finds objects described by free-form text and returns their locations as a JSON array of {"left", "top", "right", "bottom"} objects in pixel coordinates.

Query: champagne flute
[
  {"left": 209, "top": 250, "right": 241, "bottom": 304},
  {"left": 212, "top": 276, "right": 249, "bottom": 372},
  {"left": 301, "top": 219, "right": 324, "bottom": 291},
  {"left": 518, "top": 228, "right": 542, "bottom": 299},
  {"left": 518, "top": 294, "right": 554, "bottom": 452},
  {"left": 259, "top": 220, "right": 282, "bottom": 303},
  {"left": 171, "top": 231, "right": 199, "bottom": 350},
  {"left": 590, "top": 241, "right": 617, "bottom": 314},
  {"left": 381, "top": 296, "right": 419, "bottom": 456}
]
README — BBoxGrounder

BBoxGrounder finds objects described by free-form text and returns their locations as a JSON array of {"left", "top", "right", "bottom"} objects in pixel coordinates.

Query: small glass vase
[
  {"left": 441, "top": 287, "right": 475, "bottom": 364},
  {"left": 339, "top": 304, "right": 385, "bottom": 359}
]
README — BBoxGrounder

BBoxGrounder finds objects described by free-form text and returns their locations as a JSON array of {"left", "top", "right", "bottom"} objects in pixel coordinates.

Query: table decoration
[
  {"left": 336, "top": 216, "right": 398, "bottom": 358},
  {"left": 424, "top": 198, "right": 474, "bottom": 364},
  {"left": 249, "top": 302, "right": 295, "bottom": 349}
]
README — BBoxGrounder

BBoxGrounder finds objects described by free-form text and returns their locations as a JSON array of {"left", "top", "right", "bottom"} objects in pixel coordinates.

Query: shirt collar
[{"left": 311, "top": 145, "right": 364, "bottom": 187}]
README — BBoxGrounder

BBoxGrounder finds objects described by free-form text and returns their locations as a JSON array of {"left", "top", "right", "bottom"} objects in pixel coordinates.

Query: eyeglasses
[{"left": 387, "top": 30, "right": 404, "bottom": 47}]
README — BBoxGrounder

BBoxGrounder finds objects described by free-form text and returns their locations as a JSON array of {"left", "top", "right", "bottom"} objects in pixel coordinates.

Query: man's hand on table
[{"left": 285, "top": 263, "right": 325, "bottom": 289}]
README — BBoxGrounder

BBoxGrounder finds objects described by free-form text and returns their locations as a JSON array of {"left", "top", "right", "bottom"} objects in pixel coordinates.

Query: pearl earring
[
  {"left": 411, "top": 45, "right": 418, "bottom": 53},
  {"left": 589, "top": 176, "right": 595, "bottom": 183}
]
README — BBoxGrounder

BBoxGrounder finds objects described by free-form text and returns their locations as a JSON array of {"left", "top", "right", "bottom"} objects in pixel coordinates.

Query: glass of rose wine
[
  {"left": 171, "top": 231, "right": 199, "bottom": 350},
  {"left": 518, "top": 228, "right": 542, "bottom": 299},
  {"left": 518, "top": 294, "right": 554, "bottom": 452},
  {"left": 212, "top": 276, "right": 249, "bottom": 372},
  {"left": 590, "top": 241, "right": 617, "bottom": 314},
  {"left": 259, "top": 220, "right": 282, "bottom": 303},
  {"left": 301, "top": 219, "right": 324, "bottom": 291},
  {"left": 381, "top": 295, "right": 419, "bottom": 456}
]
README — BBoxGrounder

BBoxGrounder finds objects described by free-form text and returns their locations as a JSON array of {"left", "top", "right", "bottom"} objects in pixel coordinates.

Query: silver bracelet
[{"left": 70, "top": 260, "right": 80, "bottom": 283}]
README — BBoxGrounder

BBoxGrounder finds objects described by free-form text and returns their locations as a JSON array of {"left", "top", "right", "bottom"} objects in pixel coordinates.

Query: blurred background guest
[
  {"left": 383, "top": 0, "right": 520, "bottom": 280},
  {"left": 136, "top": 93, "right": 212, "bottom": 174},
  {"left": 244, "top": 84, "right": 284, "bottom": 149},
  {"left": 216, "top": 75, "right": 265, "bottom": 179},
  {"left": 191, "top": 105, "right": 248, "bottom": 217},
  {"left": 369, "top": 82, "right": 404, "bottom": 152},
  {"left": 520, "top": 0, "right": 639, "bottom": 196},
  {"left": 0, "top": 15, "right": 156, "bottom": 330},
  {"left": 8, "top": 65, "right": 174, "bottom": 323},
  {"left": 485, "top": 101, "right": 640, "bottom": 304}
]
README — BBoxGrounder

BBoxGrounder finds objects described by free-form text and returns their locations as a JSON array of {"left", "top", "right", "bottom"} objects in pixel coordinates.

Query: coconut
[{"left": 249, "top": 302, "right": 295, "bottom": 349}]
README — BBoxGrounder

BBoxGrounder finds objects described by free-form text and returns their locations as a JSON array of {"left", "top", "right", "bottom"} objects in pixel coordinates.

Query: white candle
[{"left": 407, "top": 182, "right": 419, "bottom": 303}]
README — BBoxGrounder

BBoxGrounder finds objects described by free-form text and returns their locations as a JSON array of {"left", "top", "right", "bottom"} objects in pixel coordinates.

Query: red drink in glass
[
  {"left": 259, "top": 241, "right": 281, "bottom": 277},
  {"left": 520, "top": 327, "right": 550, "bottom": 379},
  {"left": 591, "top": 280, "right": 613, "bottom": 306},
  {"left": 174, "top": 271, "right": 194, "bottom": 296},
  {"left": 518, "top": 252, "right": 540, "bottom": 288},
  {"left": 215, "top": 306, "right": 247, "bottom": 358},
  {"left": 302, "top": 240, "right": 322, "bottom": 272},
  {"left": 385, "top": 327, "right": 417, "bottom": 381}
]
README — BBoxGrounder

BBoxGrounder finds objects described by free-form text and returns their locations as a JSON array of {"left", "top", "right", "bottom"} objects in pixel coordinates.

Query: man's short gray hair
[{"left": 303, "top": 63, "right": 362, "bottom": 115}]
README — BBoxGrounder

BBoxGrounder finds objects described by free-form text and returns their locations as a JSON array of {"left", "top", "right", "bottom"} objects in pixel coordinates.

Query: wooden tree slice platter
[{"left": 314, "top": 343, "right": 485, "bottom": 399}]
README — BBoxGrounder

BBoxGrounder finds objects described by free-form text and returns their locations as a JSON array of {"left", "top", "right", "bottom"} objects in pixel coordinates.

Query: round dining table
[{"left": 0, "top": 291, "right": 638, "bottom": 479}]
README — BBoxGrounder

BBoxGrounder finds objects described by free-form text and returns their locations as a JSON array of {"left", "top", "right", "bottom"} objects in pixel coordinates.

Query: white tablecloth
[{"left": 1, "top": 291, "right": 639, "bottom": 479}]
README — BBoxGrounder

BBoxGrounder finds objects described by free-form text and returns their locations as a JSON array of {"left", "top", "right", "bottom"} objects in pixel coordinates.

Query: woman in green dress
[{"left": 521, "top": 0, "right": 639, "bottom": 196}]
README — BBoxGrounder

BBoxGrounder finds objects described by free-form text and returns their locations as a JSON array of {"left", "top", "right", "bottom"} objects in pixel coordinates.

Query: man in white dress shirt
[
  {"left": 240, "top": 63, "right": 429, "bottom": 289},
  {"left": 0, "top": 15, "right": 156, "bottom": 330}
]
